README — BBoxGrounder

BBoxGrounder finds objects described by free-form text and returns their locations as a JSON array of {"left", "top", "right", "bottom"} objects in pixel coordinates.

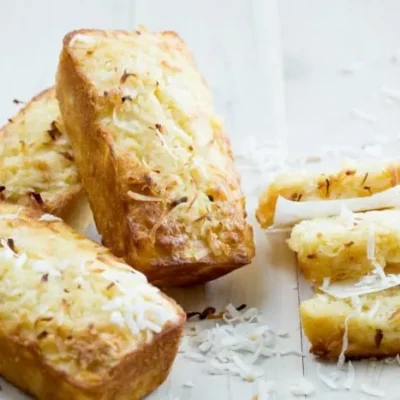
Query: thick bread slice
[
  {"left": 288, "top": 209, "right": 400, "bottom": 285},
  {"left": 256, "top": 161, "right": 400, "bottom": 228},
  {"left": 0, "top": 87, "right": 91, "bottom": 231},
  {"left": 301, "top": 290, "right": 400, "bottom": 359},
  {"left": 56, "top": 28, "right": 255, "bottom": 286},
  {"left": 0, "top": 202, "right": 185, "bottom": 400}
]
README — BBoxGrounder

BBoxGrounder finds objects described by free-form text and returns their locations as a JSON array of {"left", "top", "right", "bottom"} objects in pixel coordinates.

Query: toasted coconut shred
[
  {"left": 178, "top": 303, "right": 394, "bottom": 396},
  {"left": 179, "top": 305, "right": 303, "bottom": 386}
]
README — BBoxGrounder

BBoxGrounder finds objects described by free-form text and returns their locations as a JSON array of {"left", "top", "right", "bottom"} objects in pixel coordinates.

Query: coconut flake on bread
[
  {"left": 0, "top": 202, "right": 185, "bottom": 399},
  {"left": 256, "top": 160, "right": 400, "bottom": 228}
]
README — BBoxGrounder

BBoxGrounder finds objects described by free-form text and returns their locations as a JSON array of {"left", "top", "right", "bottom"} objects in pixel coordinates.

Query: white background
[{"left": 1, "top": 0, "right": 400, "bottom": 399}]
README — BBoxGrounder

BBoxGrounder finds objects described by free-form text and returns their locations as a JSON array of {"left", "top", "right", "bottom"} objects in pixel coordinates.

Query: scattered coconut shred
[{"left": 180, "top": 304, "right": 303, "bottom": 383}]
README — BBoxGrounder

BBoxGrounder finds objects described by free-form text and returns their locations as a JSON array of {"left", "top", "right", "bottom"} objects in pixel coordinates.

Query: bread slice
[
  {"left": 0, "top": 87, "right": 91, "bottom": 231},
  {"left": 288, "top": 209, "right": 400, "bottom": 285},
  {"left": 0, "top": 202, "right": 185, "bottom": 399},
  {"left": 301, "top": 289, "right": 400, "bottom": 359},
  {"left": 56, "top": 28, "right": 255, "bottom": 286},
  {"left": 256, "top": 161, "right": 400, "bottom": 228}
]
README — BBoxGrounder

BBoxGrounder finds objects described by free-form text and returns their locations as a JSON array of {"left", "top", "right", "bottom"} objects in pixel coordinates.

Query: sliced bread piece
[
  {"left": 256, "top": 161, "right": 400, "bottom": 228},
  {"left": 301, "top": 289, "right": 400, "bottom": 359},
  {"left": 288, "top": 209, "right": 400, "bottom": 285}
]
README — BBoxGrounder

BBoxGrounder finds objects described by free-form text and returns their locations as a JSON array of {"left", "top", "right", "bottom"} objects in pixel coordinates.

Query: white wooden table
[{"left": 1, "top": 0, "right": 400, "bottom": 398}]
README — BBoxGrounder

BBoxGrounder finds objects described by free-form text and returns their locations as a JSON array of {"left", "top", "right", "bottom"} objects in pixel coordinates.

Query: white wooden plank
[{"left": 280, "top": 0, "right": 400, "bottom": 156}]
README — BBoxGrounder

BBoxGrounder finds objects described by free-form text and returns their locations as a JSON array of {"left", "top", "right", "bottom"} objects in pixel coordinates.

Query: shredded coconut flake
[
  {"left": 182, "top": 380, "right": 194, "bottom": 388},
  {"left": 277, "top": 330, "right": 289, "bottom": 338},
  {"left": 382, "top": 86, "right": 400, "bottom": 103},
  {"left": 343, "top": 361, "right": 355, "bottom": 390},
  {"left": 39, "top": 214, "right": 62, "bottom": 222},
  {"left": 367, "top": 223, "right": 375, "bottom": 261},
  {"left": 371, "top": 260, "right": 387, "bottom": 283},
  {"left": 0, "top": 208, "right": 21, "bottom": 220},
  {"left": 273, "top": 185, "right": 400, "bottom": 227},
  {"left": 350, "top": 295, "right": 362, "bottom": 313},
  {"left": 69, "top": 34, "right": 97, "bottom": 47},
  {"left": 110, "top": 310, "right": 125, "bottom": 327},
  {"left": 321, "top": 277, "right": 331, "bottom": 290},
  {"left": 14, "top": 253, "right": 27, "bottom": 269},
  {"left": 320, "top": 273, "right": 400, "bottom": 298},
  {"left": 316, "top": 363, "right": 339, "bottom": 390},
  {"left": 339, "top": 203, "right": 356, "bottom": 228},
  {"left": 367, "top": 299, "right": 381, "bottom": 319},
  {"left": 181, "top": 306, "right": 298, "bottom": 382},
  {"left": 256, "top": 380, "right": 275, "bottom": 400},
  {"left": 289, "top": 378, "right": 315, "bottom": 396},
  {"left": 127, "top": 191, "right": 162, "bottom": 202},
  {"left": 154, "top": 129, "right": 178, "bottom": 160},
  {"left": 337, "top": 315, "right": 350, "bottom": 369},
  {"left": 184, "top": 352, "right": 207, "bottom": 362},
  {"left": 360, "top": 383, "right": 385, "bottom": 398}
]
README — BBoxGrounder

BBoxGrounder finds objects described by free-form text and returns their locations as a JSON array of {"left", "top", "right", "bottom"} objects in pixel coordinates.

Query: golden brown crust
[
  {"left": 0, "top": 319, "right": 183, "bottom": 400},
  {"left": 56, "top": 28, "right": 254, "bottom": 286},
  {"left": 0, "top": 202, "right": 185, "bottom": 399},
  {"left": 0, "top": 87, "right": 91, "bottom": 232}
]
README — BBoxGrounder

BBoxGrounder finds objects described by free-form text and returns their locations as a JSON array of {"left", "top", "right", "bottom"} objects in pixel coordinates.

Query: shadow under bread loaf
[
  {"left": 0, "top": 87, "right": 92, "bottom": 232},
  {"left": 0, "top": 202, "right": 185, "bottom": 400},
  {"left": 56, "top": 27, "right": 255, "bottom": 286}
]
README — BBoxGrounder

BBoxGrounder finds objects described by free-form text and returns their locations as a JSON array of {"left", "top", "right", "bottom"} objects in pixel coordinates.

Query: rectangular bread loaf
[
  {"left": 0, "top": 202, "right": 185, "bottom": 399},
  {"left": 0, "top": 87, "right": 91, "bottom": 232},
  {"left": 301, "top": 289, "right": 400, "bottom": 359},
  {"left": 56, "top": 28, "right": 255, "bottom": 286},
  {"left": 256, "top": 161, "right": 400, "bottom": 228},
  {"left": 288, "top": 209, "right": 400, "bottom": 285}
]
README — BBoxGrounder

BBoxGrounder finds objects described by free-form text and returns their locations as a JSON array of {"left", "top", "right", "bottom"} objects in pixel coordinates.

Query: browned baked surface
[
  {"left": 0, "top": 87, "right": 91, "bottom": 231},
  {"left": 56, "top": 28, "right": 255, "bottom": 286},
  {"left": 301, "top": 290, "right": 400, "bottom": 360},
  {"left": 0, "top": 202, "right": 185, "bottom": 399}
]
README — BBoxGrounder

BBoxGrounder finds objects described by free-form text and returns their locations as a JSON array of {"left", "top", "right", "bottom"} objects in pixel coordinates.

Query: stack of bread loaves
[
  {"left": 256, "top": 161, "right": 400, "bottom": 361},
  {"left": 0, "top": 27, "right": 255, "bottom": 399}
]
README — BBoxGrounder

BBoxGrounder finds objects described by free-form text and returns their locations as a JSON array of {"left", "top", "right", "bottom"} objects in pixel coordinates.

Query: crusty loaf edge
[
  {"left": 0, "top": 203, "right": 185, "bottom": 399},
  {"left": 56, "top": 28, "right": 255, "bottom": 286},
  {"left": 0, "top": 319, "right": 183, "bottom": 400}
]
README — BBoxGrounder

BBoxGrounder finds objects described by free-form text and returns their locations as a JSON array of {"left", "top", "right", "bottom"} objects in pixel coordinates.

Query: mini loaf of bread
[
  {"left": 256, "top": 161, "right": 400, "bottom": 228},
  {"left": 0, "top": 87, "right": 91, "bottom": 231},
  {"left": 288, "top": 209, "right": 400, "bottom": 285},
  {"left": 56, "top": 28, "right": 255, "bottom": 286},
  {"left": 0, "top": 202, "right": 185, "bottom": 400},
  {"left": 301, "top": 289, "right": 400, "bottom": 359}
]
